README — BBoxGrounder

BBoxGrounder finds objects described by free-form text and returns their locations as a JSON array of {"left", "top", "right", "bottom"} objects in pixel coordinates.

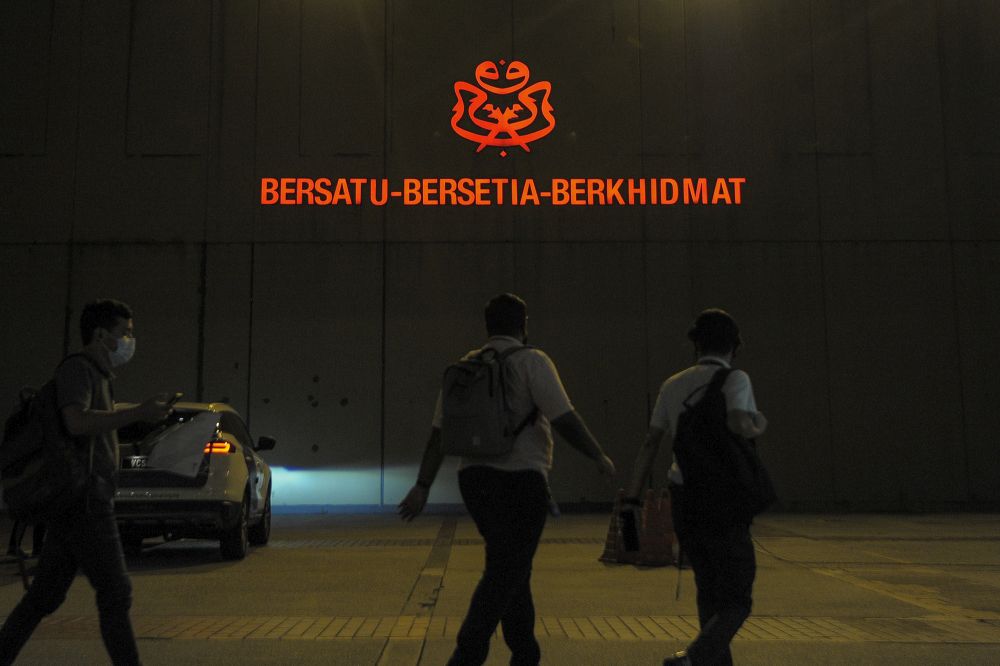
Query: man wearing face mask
[{"left": 0, "top": 299, "right": 174, "bottom": 666}]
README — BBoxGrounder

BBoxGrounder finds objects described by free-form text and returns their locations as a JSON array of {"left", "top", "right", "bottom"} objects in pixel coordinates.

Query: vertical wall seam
[
  {"left": 379, "top": 0, "right": 393, "bottom": 506},
  {"left": 806, "top": 0, "right": 837, "bottom": 506},
  {"left": 63, "top": 0, "right": 86, "bottom": 357},
  {"left": 246, "top": 0, "right": 263, "bottom": 429},
  {"left": 636, "top": 0, "right": 651, "bottom": 425},
  {"left": 124, "top": 0, "right": 137, "bottom": 156},
  {"left": 933, "top": 0, "right": 971, "bottom": 502}
]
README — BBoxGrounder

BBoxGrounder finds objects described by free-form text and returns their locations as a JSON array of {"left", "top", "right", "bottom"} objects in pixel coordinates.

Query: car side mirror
[{"left": 255, "top": 436, "right": 276, "bottom": 452}]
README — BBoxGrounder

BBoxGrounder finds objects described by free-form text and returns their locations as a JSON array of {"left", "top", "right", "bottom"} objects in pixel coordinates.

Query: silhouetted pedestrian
[
  {"left": 399, "top": 293, "right": 615, "bottom": 666},
  {"left": 0, "top": 299, "right": 175, "bottom": 666},
  {"left": 626, "top": 309, "right": 767, "bottom": 666}
]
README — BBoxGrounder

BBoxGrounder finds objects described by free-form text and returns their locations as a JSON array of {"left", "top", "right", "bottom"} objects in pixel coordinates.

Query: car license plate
[{"left": 123, "top": 456, "right": 148, "bottom": 469}]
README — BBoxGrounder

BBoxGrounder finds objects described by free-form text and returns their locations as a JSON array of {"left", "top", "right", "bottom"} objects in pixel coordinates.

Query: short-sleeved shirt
[
  {"left": 648, "top": 356, "right": 759, "bottom": 485},
  {"left": 55, "top": 351, "right": 118, "bottom": 486},
  {"left": 432, "top": 335, "right": 574, "bottom": 477}
]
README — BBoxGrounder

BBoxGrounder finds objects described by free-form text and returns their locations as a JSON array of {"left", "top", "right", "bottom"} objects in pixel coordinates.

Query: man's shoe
[{"left": 662, "top": 651, "right": 692, "bottom": 665}]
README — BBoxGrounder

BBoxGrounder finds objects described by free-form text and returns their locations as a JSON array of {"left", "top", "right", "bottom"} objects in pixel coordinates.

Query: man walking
[
  {"left": 398, "top": 293, "right": 615, "bottom": 666},
  {"left": 0, "top": 299, "right": 175, "bottom": 666},
  {"left": 626, "top": 309, "right": 767, "bottom": 666}
]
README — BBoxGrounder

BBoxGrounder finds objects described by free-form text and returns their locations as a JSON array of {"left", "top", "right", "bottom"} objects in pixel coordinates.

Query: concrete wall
[{"left": 1, "top": 0, "right": 997, "bottom": 510}]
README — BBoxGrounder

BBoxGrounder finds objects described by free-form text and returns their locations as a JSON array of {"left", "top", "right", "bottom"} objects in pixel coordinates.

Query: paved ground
[{"left": 1, "top": 512, "right": 999, "bottom": 664}]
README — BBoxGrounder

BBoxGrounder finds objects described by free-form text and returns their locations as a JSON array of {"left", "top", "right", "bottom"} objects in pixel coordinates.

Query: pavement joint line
[{"left": 19, "top": 614, "right": 1000, "bottom": 643}]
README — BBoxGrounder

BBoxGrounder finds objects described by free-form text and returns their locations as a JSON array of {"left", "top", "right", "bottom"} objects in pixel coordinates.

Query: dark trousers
[
  {"left": 0, "top": 500, "right": 140, "bottom": 666},
  {"left": 449, "top": 466, "right": 549, "bottom": 666},
  {"left": 671, "top": 485, "right": 756, "bottom": 666}
]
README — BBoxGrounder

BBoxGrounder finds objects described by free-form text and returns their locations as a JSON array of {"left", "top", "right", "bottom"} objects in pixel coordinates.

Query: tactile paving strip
[
  {"left": 22, "top": 615, "right": 1000, "bottom": 643},
  {"left": 266, "top": 537, "right": 604, "bottom": 549}
]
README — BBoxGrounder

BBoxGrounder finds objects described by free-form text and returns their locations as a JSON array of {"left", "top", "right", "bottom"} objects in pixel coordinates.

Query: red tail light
[{"left": 203, "top": 440, "right": 232, "bottom": 454}]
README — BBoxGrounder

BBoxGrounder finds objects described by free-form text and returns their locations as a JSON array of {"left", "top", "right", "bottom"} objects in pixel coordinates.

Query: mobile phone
[{"left": 167, "top": 392, "right": 183, "bottom": 406}]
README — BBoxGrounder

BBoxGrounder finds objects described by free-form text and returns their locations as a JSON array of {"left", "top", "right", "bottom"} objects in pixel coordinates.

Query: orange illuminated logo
[{"left": 451, "top": 60, "right": 555, "bottom": 157}]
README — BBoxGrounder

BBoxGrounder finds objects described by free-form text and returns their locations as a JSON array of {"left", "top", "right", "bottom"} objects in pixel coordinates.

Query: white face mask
[{"left": 108, "top": 335, "right": 136, "bottom": 367}]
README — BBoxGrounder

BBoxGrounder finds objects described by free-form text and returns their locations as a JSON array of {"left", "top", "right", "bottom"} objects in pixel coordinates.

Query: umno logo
[{"left": 451, "top": 60, "right": 555, "bottom": 157}]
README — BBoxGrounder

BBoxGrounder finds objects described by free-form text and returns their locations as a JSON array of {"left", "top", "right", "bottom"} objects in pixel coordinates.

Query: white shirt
[
  {"left": 432, "top": 336, "right": 574, "bottom": 477},
  {"left": 648, "top": 356, "right": 759, "bottom": 485}
]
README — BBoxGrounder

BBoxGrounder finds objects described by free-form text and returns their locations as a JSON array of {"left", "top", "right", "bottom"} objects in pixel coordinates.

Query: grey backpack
[{"left": 440, "top": 346, "right": 537, "bottom": 457}]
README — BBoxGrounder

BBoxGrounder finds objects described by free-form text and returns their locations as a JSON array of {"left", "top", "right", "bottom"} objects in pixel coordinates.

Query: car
[{"left": 113, "top": 402, "right": 276, "bottom": 560}]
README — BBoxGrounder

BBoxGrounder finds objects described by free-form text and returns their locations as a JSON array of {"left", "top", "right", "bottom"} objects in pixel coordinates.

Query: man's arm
[
  {"left": 62, "top": 396, "right": 171, "bottom": 437},
  {"left": 726, "top": 410, "right": 767, "bottom": 439},
  {"left": 398, "top": 428, "right": 444, "bottom": 521},
  {"left": 550, "top": 411, "right": 615, "bottom": 478},
  {"left": 625, "top": 426, "right": 665, "bottom": 500}
]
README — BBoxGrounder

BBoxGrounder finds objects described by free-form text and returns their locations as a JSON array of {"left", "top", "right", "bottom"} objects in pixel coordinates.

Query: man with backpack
[
  {"left": 0, "top": 299, "right": 174, "bottom": 666},
  {"left": 625, "top": 309, "right": 768, "bottom": 666},
  {"left": 398, "top": 293, "right": 615, "bottom": 666}
]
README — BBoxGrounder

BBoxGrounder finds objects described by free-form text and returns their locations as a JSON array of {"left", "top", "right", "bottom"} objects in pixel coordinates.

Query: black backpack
[
  {"left": 673, "top": 366, "right": 777, "bottom": 522},
  {"left": 0, "top": 355, "right": 95, "bottom": 522}
]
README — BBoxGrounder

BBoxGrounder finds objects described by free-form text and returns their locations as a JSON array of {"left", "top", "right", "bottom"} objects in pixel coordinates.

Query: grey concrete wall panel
[
  {"left": 683, "top": 1, "right": 814, "bottom": 158},
  {"left": 382, "top": 243, "right": 517, "bottom": 505},
  {"left": 682, "top": 2, "right": 819, "bottom": 242},
  {"left": 0, "top": 0, "right": 50, "bottom": 155},
  {"left": 300, "top": 0, "right": 385, "bottom": 158},
  {"left": 867, "top": 0, "right": 944, "bottom": 157},
  {"left": 643, "top": 243, "right": 695, "bottom": 473},
  {"left": 687, "top": 153, "right": 819, "bottom": 242},
  {"left": 513, "top": 0, "right": 642, "bottom": 163},
  {"left": 937, "top": 1, "right": 1000, "bottom": 242},
  {"left": 125, "top": 0, "right": 211, "bottom": 156},
  {"left": 66, "top": 244, "right": 202, "bottom": 405},
  {"left": 0, "top": 246, "right": 68, "bottom": 410},
  {"left": 206, "top": 1, "right": 257, "bottom": 242},
  {"left": 638, "top": 0, "right": 687, "bottom": 157},
  {"left": 511, "top": 242, "right": 647, "bottom": 503},
  {"left": 953, "top": 242, "right": 1000, "bottom": 503},
  {"left": 389, "top": 0, "right": 510, "bottom": 168},
  {"left": 948, "top": 155, "right": 1000, "bottom": 241},
  {"left": 864, "top": 0, "right": 949, "bottom": 241},
  {"left": 824, "top": 242, "right": 965, "bottom": 508},
  {"left": 254, "top": 1, "right": 384, "bottom": 242},
  {"left": 810, "top": 0, "right": 872, "bottom": 155},
  {"left": 817, "top": 154, "right": 876, "bottom": 241},
  {"left": 506, "top": 2, "right": 646, "bottom": 241},
  {"left": 0, "top": 0, "right": 79, "bottom": 243},
  {"left": 871, "top": 155, "right": 948, "bottom": 240},
  {"left": 73, "top": 2, "right": 206, "bottom": 242},
  {"left": 643, "top": 155, "right": 694, "bottom": 241},
  {"left": 248, "top": 243, "right": 382, "bottom": 503},
  {"left": 938, "top": 1, "right": 1000, "bottom": 154},
  {"left": 385, "top": 1, "right": 516, "bottom": 241},
  {"left": 201, "top": 243, "right": 253, "bottom": 418},
  {"left": 255, "top": 0, "right": 300, "bottom": 161},
  {"left": 688, "top": 241, "right": 834, "bottom": 506}
]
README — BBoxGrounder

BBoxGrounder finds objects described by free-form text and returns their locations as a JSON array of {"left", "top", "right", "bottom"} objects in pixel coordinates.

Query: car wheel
[
  {"left": 248, "top": 485, "right": 271, "bottom": 546},
  {"left": 220, "top": 492, "right": 249, "bottom": 560}
]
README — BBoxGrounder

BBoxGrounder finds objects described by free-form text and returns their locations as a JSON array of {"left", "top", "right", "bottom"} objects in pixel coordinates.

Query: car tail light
[{"left": 204, "top": 440, "right": 232, "bottom": 454}]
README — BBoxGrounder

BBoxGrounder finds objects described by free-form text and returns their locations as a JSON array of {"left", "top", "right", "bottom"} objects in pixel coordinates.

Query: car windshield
[{"left": 118, "top": 410, "right": 220, "bottom": 478}]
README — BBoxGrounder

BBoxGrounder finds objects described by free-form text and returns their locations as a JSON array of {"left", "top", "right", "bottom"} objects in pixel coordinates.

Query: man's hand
[
  {"left": 138, "top": 393, "right": 173, "bottom": 423},
  {"left": 398, "top": 485, "right": 429, "bottom": 522},
  {"left": 595, "top": 454, "right": 616, "bottom": 479}
]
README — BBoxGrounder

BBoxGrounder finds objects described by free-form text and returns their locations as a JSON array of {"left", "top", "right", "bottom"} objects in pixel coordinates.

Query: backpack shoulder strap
[
  {"left": 680, "top": 367, "right": 733, "bottom": 410},
  {"left": 496, "top": 345, "right": 534, "bottom": 361}
]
